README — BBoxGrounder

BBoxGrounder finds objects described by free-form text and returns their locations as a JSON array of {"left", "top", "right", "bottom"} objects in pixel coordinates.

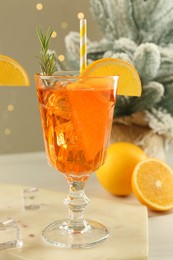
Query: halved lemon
[
  {"left": 132, "top": 158, "right": 173, "bottom": 211},
  {"left": 0, "top": 55, "right": 30, "bottom": 86},
  {"left": 81, "top": 58, "right": 141, "bottom": 96}
]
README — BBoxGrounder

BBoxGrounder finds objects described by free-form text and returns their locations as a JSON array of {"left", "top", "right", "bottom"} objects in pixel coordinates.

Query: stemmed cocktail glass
[{"left": 35, "top": 72, "right": 119, "bottom": 248}]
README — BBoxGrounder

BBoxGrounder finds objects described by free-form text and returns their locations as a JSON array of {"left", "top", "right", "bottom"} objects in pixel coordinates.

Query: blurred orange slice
[
  {"left": 0, "top": 55, "right": 30, "bottom": 86},
  {"left": 132, "top": 158, "right": 173, "bottom": 211},
  {"left": 81, "top": 58, "right": 141, "bottom": 96}
]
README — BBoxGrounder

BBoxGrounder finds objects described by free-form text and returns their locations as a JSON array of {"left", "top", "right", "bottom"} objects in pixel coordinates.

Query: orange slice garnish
[
  {"left": 132, "top": 158, "right": 173, "bottom": 211},
  {"left": 81, "top": 58, "right": 141, "bottom": 96},
  {"left": 0, "top": 55, "right": 30, "bottom": 86},
  {"left": 67, "top": 81, "right": 115, "bottom": 161}
]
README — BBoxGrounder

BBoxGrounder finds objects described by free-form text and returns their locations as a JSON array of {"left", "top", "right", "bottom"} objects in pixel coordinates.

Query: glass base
[{"left": 42, "top": 219, "right": 109, "bottom": 248}]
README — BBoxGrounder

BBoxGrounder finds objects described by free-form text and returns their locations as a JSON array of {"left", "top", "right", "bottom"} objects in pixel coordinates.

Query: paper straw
[{"left": 80, "top": 19, "right": 87, "bottom": 73}]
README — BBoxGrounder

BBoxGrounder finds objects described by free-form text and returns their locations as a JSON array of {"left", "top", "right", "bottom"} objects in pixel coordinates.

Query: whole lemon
[{"left": 96, "top": 142, "right": 147, "bottom": 196}]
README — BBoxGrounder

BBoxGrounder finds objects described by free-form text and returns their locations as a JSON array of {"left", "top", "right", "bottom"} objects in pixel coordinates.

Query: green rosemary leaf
[{"left": 36, "top": 26, "right": 56, "bottom": 75}]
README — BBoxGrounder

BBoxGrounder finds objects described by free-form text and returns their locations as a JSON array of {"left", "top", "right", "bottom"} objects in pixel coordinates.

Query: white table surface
[{"left": 0, "top": 149, "right": 173, "bottom": 260}]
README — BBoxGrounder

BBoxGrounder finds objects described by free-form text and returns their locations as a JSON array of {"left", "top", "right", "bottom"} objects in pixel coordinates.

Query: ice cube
[
  {"left": 56, "top": 132, "right": 67, "bottom": 148},
  {"left": 55, "top": 121, "right": 77, "bottom": 147},
  {"left": 46, "top": 92, "right": 71, "bottom": 120}
]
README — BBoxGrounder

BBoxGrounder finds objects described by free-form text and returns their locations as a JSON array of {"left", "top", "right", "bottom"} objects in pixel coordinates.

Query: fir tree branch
[
  {"left": 145, "top": 108, "right": 173, "bottom": 140},
  {"left": 134, "top": 43, "right": 160, "bottom": 82},
  {"left": 157, "top": 83, "right": 173, "bottom": 116},
  {"left": 140, "top": 0, "right": 173, "bottom": 44},
  {"left": 129, "top": 82, "right": 164, "bottom": 114},
  {"left": 114, "top": 96, "right": 131, "bottom": 117}
]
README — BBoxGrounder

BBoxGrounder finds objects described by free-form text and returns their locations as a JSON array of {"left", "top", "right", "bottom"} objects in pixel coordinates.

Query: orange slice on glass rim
[
  {"left": 0, "top": 55, "right": 30, "bottom": 86},
  {"left": 132, "top": 158, "right": 173, "bottom": 211},
  {"left": 81, "top": 58, "right": 142, "bottom": 96}
]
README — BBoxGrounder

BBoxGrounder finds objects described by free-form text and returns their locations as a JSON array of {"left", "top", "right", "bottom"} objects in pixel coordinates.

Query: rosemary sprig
[{"left": 36, "top": 27, "right": 56, "bottom": 75}]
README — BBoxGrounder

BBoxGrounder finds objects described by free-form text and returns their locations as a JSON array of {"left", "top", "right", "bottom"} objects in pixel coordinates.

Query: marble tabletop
[{"left": 0, "top": 149, "right": 173, "bottom": 259}]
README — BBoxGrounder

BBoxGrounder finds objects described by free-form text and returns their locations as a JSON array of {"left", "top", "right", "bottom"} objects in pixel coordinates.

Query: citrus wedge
[
  {"left": 132, "top": 158, "right": 173, "bottom": 211},
  {"left": 0, "top": 55, "right": 30, "bottom": 86},
  {"left": 67, "top": 82, "right": 115, "bottom": 161},
  {"left": 81, "top": 58, "right": 141, "bottom": 96}
]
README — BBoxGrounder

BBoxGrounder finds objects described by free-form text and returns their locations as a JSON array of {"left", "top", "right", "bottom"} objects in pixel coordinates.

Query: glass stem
[{"left": 63, "top": 177, "right": 90, "bottom": 233}]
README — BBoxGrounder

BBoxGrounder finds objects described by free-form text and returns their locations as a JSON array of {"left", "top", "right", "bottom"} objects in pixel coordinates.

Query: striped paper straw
[{"left": 80, "top": 19, "right": 87, "bottom": 73}]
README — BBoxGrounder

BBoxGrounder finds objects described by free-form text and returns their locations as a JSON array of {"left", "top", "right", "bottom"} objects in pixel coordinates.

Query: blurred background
[{"left": 0, "top": 0, "right": 100, "bottom": 154}]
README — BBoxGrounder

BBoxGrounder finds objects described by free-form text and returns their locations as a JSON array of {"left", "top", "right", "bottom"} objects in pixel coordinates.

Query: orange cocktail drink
[
  {"left": 35, "top": 72, "right": 119, "bottom": 248},
  {"left": 36, "top": 75, "right": 118, "bottom": 176}
]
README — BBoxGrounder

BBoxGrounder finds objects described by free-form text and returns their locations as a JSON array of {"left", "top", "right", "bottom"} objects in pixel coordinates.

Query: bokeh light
[
  {"left": 58, "top": 55, "right": 65, "bottom": 62},
  {"left": 61, "top": 22, "right": 68, "bottom": 29},
  {"left": 51, "top": 31, "right": 57, "bottom": 38},
  {"left": 77, "top": 12, "right": 85, "bottom": 19},
  {"left": 4, "top": 128, "right": 12, "bottom": 136},
  {"left": 36, "top": 3, "right": 43, "bottom": 11},
  {"left": 7, "top": 104, "right": 14, "bottom": 112}
]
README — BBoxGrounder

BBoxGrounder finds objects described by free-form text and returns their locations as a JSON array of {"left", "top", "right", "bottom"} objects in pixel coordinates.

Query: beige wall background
[{"left": 0, "top": 0, "right": 100, "bottom": 154}]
